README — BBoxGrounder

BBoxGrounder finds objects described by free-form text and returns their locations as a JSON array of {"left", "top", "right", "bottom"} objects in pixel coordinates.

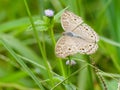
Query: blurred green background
[{"left": 0, "top": 0, "right": 120, "bottom": 90}]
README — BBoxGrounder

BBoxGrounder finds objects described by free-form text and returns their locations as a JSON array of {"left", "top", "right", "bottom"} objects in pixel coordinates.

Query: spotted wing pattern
[{"left": 55, "top": 10, "right": 99, "bottom": 58}]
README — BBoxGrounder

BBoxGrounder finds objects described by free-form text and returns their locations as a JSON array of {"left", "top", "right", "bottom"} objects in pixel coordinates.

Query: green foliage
[{"left": 0, "top": 0, "right": 120, "bottom": 90}]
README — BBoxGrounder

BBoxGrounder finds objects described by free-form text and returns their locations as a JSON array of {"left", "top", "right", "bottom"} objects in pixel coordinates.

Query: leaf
[
  {"left": 0, "top": 34, "right": 42, "bottom": 64},
  {"left": 0, "top": 17, "right": 30, "bottom": 33},
  {"left": 0, "top": 35, "right": 45, "bottom": 89},
  {"left": 26, "top": 19, "right": 48, "bottom": 32},
  {"left": 54, "top": 7, "right": 69, "bottom": 22}
]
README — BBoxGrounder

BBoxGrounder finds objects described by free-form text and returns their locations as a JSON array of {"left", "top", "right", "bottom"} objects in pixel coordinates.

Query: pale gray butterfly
[{"left": 55, "top": 10, "right": 99, "bottom": 58}]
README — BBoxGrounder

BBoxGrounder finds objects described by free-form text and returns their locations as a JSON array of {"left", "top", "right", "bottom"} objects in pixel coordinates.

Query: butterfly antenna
[{"left": 90, "top": 56, "right": 108, "bottom": 90}]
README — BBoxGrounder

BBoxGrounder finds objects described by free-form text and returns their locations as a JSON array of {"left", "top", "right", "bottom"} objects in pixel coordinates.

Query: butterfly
[{"left": 55, "top": 10, "right": 99, "bottom": 58}]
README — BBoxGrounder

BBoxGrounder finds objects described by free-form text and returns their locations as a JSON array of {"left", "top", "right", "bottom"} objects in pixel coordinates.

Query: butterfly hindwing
[
  {"left": 72, "top": 37, "right": 98, "bottom": 54},
  {"left": 55, "top": 36, "right": 78, "bottom": 58},
  {"left": 72, "top": 23, "right": 99, "bottom": 43},
  {"left": 55, "top": 35, "right": 98, "bottom": 58}
]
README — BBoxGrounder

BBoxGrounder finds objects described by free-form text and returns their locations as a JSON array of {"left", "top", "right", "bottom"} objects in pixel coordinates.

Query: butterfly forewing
[
  {"left": 55, "top": 36, "right": 78, "bottom": 58},
  {"left": 72, "top": 23, "right": 99, "bottom": 43},
  {"left": 61, "top": 10, "right": 83, "bottom": 31}
]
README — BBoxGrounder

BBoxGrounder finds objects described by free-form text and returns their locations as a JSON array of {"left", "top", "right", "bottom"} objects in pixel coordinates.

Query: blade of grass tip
[
  {"left": 0, "top": 39, "right": 45, "bottom": 90},
  {"left": 23, "top": 0, "right": 54, "bottom": 86},
  {"left": 54, "top": 6, "right": 69, "bottom": 22},
  {"left": 67, "top": 0, "right": 77, "bottom": 13},
  {"left": 51, "top": 64, "right": 88, "bottom": 90}
]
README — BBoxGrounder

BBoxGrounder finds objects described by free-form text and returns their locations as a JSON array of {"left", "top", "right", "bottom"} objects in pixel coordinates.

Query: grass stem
[{"left": 24, "top": 0, "right": 54, "bottom": 87}]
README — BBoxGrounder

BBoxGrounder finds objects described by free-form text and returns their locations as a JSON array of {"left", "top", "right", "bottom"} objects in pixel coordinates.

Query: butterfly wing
[
  {"left": 72, "top": 37, "right": 98, "bottom": 54},
  {"left": 72, "top": 23, "right": 99, "bottom": 43},
  {"left": 55, "top": 36, "right": 98, "bottom": 58},
  {"left": 71, "top": 24, "right": 99, "bottom": 54},
  {"left": 55, "top": 36, "right": 79, "bottom": 58},
  {"left": 61, "top": 10, "right": 83, "bottom": 31},
  {"left": 61, "top": 10, "right": 99, "bottom": 43},
  {"left": 56, "top": 10, "right": 99, "bottom": 58}
]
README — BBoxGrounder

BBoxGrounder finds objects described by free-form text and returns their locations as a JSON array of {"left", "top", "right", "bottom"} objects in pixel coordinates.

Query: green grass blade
[
  {"left": 0, "top": 38, "right": 45, "bottom": 90},
  {"left": 100, "top": 36, "right": 120, "bottom": 48}
]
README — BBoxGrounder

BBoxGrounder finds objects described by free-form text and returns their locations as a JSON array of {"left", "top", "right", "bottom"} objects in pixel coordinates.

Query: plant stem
[
  {"left": 48, "top": 17, "right": 66, "bottom": 78},
  {"left": 24, "top": 0, "right": 54, "bottom": 87},
  {"left": 57, "top": 58, "right": 66, "bottom": 77},
  {"left": 49, "top": 18, "right": 56, "bottom": 47}
]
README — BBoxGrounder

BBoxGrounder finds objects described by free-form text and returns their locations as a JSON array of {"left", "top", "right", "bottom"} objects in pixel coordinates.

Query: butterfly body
[
  {"left": 55, "top": 10, "right": 99, "bottom": 58},
  {"left": 63, "top": 31, "right": 82, "bottom": 39},
  {"left": 63, "top": 31, "right": 96, "bottom": 43}
]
